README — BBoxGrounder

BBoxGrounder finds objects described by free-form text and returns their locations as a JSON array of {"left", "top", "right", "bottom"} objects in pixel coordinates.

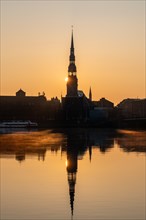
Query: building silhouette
[
  {"left": 117, "top": 98, "right": 146, "bottom": 119},
  {"left": 0, "top": 89, "right": 61, "bottom": 122},
  {"left": 0, "top": 30, "right": 145, "bottom": 127},
  {"left": 62, "top": 30, "right": 90, "bottom": 122}
]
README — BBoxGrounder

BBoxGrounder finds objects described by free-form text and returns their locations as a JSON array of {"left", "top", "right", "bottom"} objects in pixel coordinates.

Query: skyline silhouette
[
  {"left": 1, "top": 1, "right": 145, "bottom": 104},
  {"left": 1, "top": 30, "right": 145, "bottom": 128}
]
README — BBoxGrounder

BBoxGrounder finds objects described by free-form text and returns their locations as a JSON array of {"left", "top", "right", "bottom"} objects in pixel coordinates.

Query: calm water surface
[{"left": 0, "top": 128, "right": 145, "bottom": 220}]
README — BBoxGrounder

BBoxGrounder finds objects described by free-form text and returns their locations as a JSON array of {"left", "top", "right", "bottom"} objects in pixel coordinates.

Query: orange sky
[{"left": 1, "top": 1, "right": 145, "bottom": 105}]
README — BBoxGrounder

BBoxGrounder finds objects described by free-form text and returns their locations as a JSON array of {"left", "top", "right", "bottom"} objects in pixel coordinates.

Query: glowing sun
[{"left": 65, "top": 77, "right": 68, "bottom": 82}]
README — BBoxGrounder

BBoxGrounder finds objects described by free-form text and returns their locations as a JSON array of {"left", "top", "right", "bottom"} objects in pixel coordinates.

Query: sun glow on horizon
[
  {"left": 65, "top": 159, "right": 68, "bottom": 168},
  {"left": 65, "top": 77, "right": 68, "bottom": 82},
  {"left": 1, "top": 1, "right": 145, "bottom": 104}
]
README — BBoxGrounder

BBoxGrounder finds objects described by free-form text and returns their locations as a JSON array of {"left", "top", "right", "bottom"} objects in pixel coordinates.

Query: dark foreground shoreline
[{"left": 38, "top": 118, "right": 146, "bottom": 129}]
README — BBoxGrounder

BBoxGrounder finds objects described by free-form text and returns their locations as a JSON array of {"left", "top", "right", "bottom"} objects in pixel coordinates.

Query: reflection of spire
[
  {"left": 89, "top": 145, "right": 92, "bottom": 162},
  {"left": 66, "top": 148, "right": 78, "bottom": 217},
  {"left": 68, "top": 171, "right": 76, "bottom": 216}
]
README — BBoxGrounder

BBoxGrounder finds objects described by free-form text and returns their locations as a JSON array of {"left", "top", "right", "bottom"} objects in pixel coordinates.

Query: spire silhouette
[
  {"left": 67, "top": 29, "right": 78, "bottom": 96},
  {"left": 71, "top": 29, "right": 74, "bottom": 51},
  {"left": 89, "top": 86, "right": 92, "bottom": 101},
  {"left": 68, "top": 29, "right": 76, "bottom": 73}
]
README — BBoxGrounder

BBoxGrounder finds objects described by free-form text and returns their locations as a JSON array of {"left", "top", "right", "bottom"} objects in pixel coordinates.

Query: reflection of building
[
  {"left": 15, "top": 148, "right": 46, "bottom": 162},
  {"left": 64, "top": 128, "right": 115, "bottom": 216},
  {"left": 65, "top": 130, "right": 79, "bottom": 217},
  {"left": 15, "top": 152, "right": 26, "bottom": 162},
  {"left": 2, "top": 128, "right": 145, "bottom": 218},
  {"left": 66, "top": 147, "right": 78, "bottom": 216},
  {"left": 116, "top": 130, "right": 146, "bottom": 153},
  {"left": 0, "top": 130, "right": 64, "bottom": 162}
]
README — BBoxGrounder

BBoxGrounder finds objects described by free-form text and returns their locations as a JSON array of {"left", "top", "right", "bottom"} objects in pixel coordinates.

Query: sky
[{"left": 1, "top": 0, "right": 145, "bottom": 105}]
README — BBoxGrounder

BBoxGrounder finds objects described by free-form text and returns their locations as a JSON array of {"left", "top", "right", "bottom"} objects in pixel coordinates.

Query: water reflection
[
  {"left": 0, "top": 129, "right": 65, "bottom": 162},
  {"left": 0, "top": 128, "right": 146, "bottom": 219},
  {"left": 1, "top": 128, "right": 145, "bottom": 160},
  {"left": 116, "top": 129, "right": 146, "bottom": 153},
  {"left": 64, "top": 129, "right": 116, "bottom": 216}
]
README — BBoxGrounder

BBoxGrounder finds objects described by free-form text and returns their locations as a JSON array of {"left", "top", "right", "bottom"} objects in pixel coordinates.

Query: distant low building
[
  {"left": 0, "top": 89, "right": 47, "bottom": 121},
  {"left": 89, "top": 98, "right": 114, "bottom": 122},
  {"left": 93, "top": 98, "right": 114, "bottom": 108},
  {"left": 16, "top": 89, "right": 26, "bottom": 97},
  {"left": 47, "top": 97, "right": 61, "bottom": 120},
  {"left": 117, "top": 98, "right": 146, "bottom": 119},
  {"left": 0, "top": 89, "right": 63, "bottom": 122}
]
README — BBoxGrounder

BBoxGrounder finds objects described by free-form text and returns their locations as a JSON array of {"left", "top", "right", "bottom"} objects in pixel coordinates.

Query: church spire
[
  {"left": 68, "top": 29, "right": 77, "bottom": 74},
  {"left": 67, "top": 28, "right": 78, "bottom": 97},
  {"left": 89, "top": 86, "right": 92, "bottom": 101},
  {"left": 71, "top": 30, "right": 74, "bottom": 51}
]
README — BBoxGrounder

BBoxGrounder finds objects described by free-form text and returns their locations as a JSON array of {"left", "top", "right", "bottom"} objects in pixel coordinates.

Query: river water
[{"left": 0, "top": 128, "right": 145, "bottom": 220}]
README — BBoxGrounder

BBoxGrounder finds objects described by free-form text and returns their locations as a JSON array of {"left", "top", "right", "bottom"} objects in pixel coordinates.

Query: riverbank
[{"left": 38, "top": 118, "right": 146, "bottom": 129}]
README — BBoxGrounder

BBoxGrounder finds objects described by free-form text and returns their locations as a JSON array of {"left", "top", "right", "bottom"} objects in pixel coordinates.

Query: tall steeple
[
  {"left": 70, "top": 31, "right": 75, "bottom": 63},
  {"left": 68, "top": 29, "right": 77, "bottom": 74},
  {"left": 89, "top": 86, "right": 92, "bottom": 101},
  {"left": 66, "top": 28, "right": 78, "bottom": 97}
]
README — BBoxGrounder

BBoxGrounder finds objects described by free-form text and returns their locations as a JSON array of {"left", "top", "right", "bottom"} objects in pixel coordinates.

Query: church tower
[{"left": 66, "top": 30, "right": 78, "bottom": 97}]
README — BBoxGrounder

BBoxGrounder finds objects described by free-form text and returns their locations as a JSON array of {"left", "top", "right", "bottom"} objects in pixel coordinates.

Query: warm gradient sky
[{"left": 1, "top": 0, "right": 145, "bottom": 104}]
